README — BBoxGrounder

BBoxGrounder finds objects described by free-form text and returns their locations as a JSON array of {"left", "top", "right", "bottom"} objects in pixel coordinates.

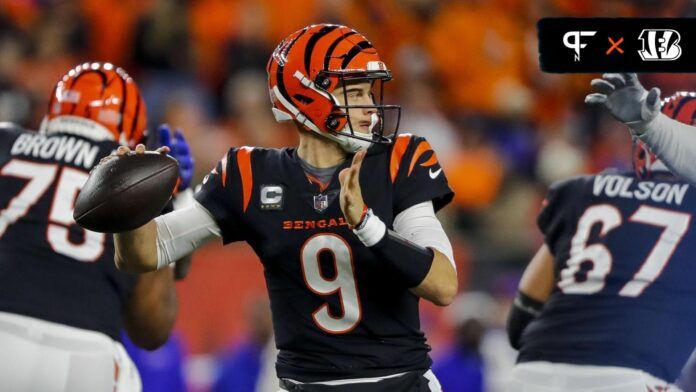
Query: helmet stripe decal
[
  {"left": 68, "top": 70, "right": 107, "bottom": 115},
  {"left": 673, "top": 96, "right": 696, "bottom": 123},
  {"left": 341, "top": 41, "right": 374, "bottom": 69},
  {"left": 323, "top": 31, "right": 357, "bottom": 70},
  {"left": 275, "top": 64, "right": 294, "bottom": 112},
  {"left": 93, "top": 69, "right": 108, "bottom": 94},
  {"left": 276, "top": 47, "right": 315, "bottom": 126},
  {"left": 304, "top": 25, "right": 339, "bottom": 74},
  {"left": 117, "top": 75, "right": 128, "bottom": 134},
  {"left": 671, "top": 96, "right": 693, "bottom": 117},
  {"left": 283, "top": 27, "right": 307, "bottom": 59}
]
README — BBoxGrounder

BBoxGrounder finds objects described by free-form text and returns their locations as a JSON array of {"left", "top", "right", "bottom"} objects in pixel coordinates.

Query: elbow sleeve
[
  {"left": 154, "top": 201, "right": 221, "bottom": 269},
  {"left": 507, "top": 291, "right": 544, "bottom": 350}
]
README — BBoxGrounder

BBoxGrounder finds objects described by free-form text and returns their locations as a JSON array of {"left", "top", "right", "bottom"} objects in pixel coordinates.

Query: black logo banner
[{"left": 538, "top": 18, "right": 696, "bottom": 72}]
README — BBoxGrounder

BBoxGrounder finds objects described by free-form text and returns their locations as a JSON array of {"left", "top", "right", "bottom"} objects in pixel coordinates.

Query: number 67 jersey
[
  {"left": 194, "top": 134, "right": 453, "bottom": 382},
  {"left": 519, "top": 169, "right": 696, "bottom": 383}
]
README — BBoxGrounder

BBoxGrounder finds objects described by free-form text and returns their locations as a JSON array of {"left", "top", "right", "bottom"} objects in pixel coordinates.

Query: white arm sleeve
[
  {"left": 393, "top": 201, "right": 456, "bottom": 271},
  {"left": 634, "top": 112, "right": 696, "bottom": 185},
  {"left": 154, "top": 201, "right": 221, "bottom": 269}
]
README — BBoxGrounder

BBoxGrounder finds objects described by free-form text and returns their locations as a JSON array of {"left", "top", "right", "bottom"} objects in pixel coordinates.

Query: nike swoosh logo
[{"left": 429, "top": 168, "right": 442, "bottom": 179}]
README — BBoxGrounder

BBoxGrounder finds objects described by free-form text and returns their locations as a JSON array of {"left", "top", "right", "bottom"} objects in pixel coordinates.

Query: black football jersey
[
  {"left": 0, "top": 125, "right": 136, "bottom": 341},
  {"left": 519, "top": 169, "right": 696, "bottom": 382},
  {"left": 194, "top": 134, "right": 453, "bottom": 381}
]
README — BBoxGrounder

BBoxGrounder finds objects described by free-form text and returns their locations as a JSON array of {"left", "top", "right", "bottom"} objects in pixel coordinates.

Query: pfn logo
[
  {"left": 563, "top": 31, "right": 597, "bottom": 61},
  {"left": 638, "top": 29, "right": 682, "bottom": 61}
]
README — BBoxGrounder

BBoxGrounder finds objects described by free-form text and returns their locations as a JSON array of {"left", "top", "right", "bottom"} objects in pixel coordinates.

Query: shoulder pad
[{"left": 0, "top": 122, "right": 26, "bottom": 135}]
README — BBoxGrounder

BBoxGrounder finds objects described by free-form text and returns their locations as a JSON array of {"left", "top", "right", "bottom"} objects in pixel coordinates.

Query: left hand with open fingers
[
  {"left": 585, "top": 72, "right": 661, "bottom": 127},
  {"left": 339, "top": 149, "right": 367, "bottom": 227}
]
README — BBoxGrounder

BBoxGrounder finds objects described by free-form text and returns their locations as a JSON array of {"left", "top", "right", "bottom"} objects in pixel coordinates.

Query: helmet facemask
[{"left": 321, "top": 69, "right": 401, "bottom": 148}]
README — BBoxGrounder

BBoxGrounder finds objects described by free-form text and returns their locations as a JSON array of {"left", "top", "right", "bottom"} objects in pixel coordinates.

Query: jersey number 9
[{"left": 301, "top": 234, "right": 362, "bottom": 334}]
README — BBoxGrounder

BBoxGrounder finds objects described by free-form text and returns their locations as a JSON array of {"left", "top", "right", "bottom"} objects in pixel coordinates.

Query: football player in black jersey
[
  {"left": 0, "top": 63, "right": 190, "bottom": 392},
  {"left": 506, "top": 92, "right": 696, "bottom": 391},
  {"left": 112, "top": 24, "right": 457, "bottom": 391}
]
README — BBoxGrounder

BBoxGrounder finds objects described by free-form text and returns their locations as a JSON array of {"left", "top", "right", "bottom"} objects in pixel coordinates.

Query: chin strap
[
  {"left": 332, "top": 113, "right": 380, "bottom": 153},
  {"left": 334, "top": 133, "right": 373, "bottom": 153}
]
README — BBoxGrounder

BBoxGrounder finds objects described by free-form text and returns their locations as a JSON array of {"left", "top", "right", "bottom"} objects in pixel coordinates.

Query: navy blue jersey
[
  {"left": 0, "top": 125, "right": 136, "bottom": 341},
  {"left": 194, "top": 134, "right": 453, "bottom": 382},
  {"left": 519, "top": 169, "right": 696, "bottom": 382}
]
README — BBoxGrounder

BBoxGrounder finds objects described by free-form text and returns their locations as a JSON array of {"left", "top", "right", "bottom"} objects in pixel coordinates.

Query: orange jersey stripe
[
  {"left": 237, "top": 147, "right": 254, "bottom": 212},
  {"left": 390, "top": 134, "right": 412, "bottom": 183},
  {"left": 220, "top": 154, "right": 228, "bottom": 187},
  {"left": 408, "top": 140, "right": 437, "bottom": 176}
]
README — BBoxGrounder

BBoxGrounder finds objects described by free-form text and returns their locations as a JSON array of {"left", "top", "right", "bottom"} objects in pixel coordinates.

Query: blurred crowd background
[{"left": 2, "top": 0, "right": 696, "bottom": 391}]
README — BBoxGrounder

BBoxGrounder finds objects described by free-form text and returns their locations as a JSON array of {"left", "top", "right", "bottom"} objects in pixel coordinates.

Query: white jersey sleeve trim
[
  {"left": 634, "top": 112, "right": 696, "bottom": 184},
  {"left": 154, "top": 201, "right": 221, "bottom": 270},
  {"left": 393, "top": 201, "right": 456, "bottom": 271}
]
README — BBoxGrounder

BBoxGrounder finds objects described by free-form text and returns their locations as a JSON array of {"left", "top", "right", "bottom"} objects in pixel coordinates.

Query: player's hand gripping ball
[{"left": 74, "top": 144, "right": 178, "bottom": 233}]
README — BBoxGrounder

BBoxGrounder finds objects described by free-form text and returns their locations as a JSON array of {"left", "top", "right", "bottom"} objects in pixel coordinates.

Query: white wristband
[{"left": 353, "top": 209, "right": 387, "bottom": 247}]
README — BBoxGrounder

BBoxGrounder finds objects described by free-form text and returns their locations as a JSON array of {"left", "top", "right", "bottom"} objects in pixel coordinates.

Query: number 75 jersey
[
  {"left": 194, "top": 134, "right": 453, "bottom": 382},
  {"left": 0, "top": 125, "right": 135, "bottom": 342},
  {"left": 519, "top": 169, "right": 696, "bottom": 383}
]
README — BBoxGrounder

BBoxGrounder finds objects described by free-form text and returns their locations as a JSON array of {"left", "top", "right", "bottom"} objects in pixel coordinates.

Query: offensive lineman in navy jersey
[
  {"left": 506, "top": 92, "right": 696, "bottom": 391},
  {"left": 0, "top": 63, "right": 191, "bottom": 392},
  {"left": 111, "top": 24, "right": 457, "bottom": 391}
]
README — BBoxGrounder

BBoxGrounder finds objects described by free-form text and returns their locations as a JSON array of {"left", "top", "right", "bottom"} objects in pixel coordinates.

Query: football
[{"left": 74, "top": 152, "right": 179, "bottom": 233}]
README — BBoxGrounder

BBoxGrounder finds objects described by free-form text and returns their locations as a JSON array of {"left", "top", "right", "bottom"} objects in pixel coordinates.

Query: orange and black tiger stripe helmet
[
  {"left": 45, "top": 62, "right": 147, "bottom": 147},
  {"left": 661, "top": 91, "right": 696, "bottom": 125},
  {"left": 267, "top": 24, "right": 400, "bottom": 150},
  {"left": 633, "top": 91, "right": 696, "bottom": 179}
]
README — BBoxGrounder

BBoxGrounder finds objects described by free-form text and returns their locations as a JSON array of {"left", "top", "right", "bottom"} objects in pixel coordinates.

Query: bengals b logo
[{"left": 638, "top": 29, "right": 682, "bottom": 61}]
